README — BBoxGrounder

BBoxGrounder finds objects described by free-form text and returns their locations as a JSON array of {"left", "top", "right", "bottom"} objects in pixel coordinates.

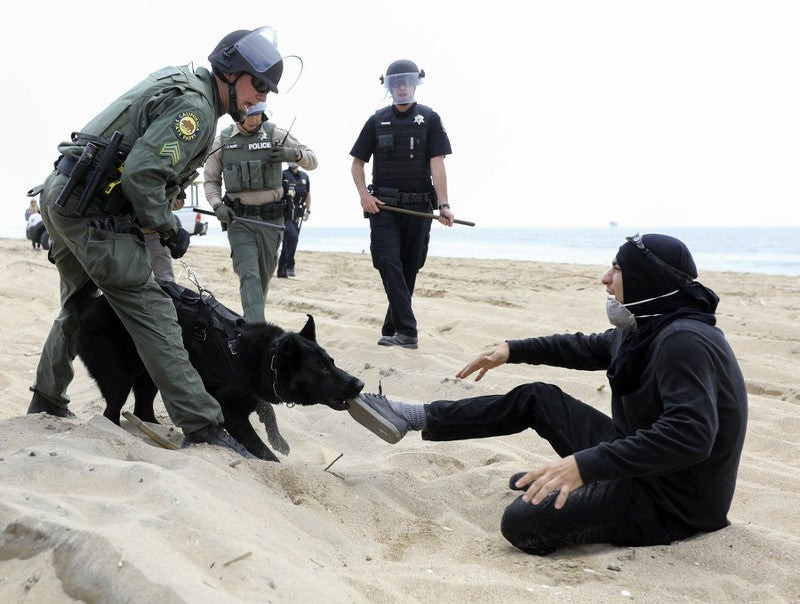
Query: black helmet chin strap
[
  {"left": 217, "top": 70, "right": 245, "bottom": 123},
  {"left": 212, "top": 65, "right": 245, "bottom": 123},
  {"left": 227, "top": 77, "right": 244, "bottom": 123}
]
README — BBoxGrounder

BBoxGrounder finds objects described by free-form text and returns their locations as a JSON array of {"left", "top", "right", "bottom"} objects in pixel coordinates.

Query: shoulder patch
[
  {"left": 159, "top": 142, "right": 181, "bottom": 166},
  {"left": 174, "top": 111, "right": 200, "bottom": 142}
]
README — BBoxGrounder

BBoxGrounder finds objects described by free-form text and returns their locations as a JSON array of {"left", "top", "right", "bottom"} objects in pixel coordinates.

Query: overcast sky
[{"left": 2, "top": 0, "right": 798, "bottom": 234}]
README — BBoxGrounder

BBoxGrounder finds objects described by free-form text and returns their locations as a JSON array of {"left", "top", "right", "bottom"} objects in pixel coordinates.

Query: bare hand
[
  {"left": 438, "top": 206, "right": 454, "bottom": 227},
  {"left": 455, "top": 341, "right": 510, "bottom": 382},
  {"left": 514, "top": 456, "right": 584, "bottom": 510},
  {"left": 361, "top": 192, "right": 384, "bottom": 215}
]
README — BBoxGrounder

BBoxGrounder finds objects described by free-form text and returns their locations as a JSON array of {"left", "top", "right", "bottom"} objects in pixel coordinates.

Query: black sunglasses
[
  {"left": 626, "top": 233, "right": 693, "bottom": 281},
  {"left": 250, "top": 75, "right": 270, "bottom": 94}
]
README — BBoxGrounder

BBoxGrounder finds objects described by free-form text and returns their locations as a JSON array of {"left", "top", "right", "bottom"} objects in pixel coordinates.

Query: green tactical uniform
[
  {"left": 34, "top": 65, "right": 226, "bottom": 433},
  {"left": 206, "top": 122, "right": 285, "bottom": 323}
]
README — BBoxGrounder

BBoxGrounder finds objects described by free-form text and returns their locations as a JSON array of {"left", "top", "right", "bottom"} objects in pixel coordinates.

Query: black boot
[
  {"left": 27, "top": 391, "right": 76, "bottom": 418},
  {"left": 182, "top": 425, "right": 257, "bottom": 459}
]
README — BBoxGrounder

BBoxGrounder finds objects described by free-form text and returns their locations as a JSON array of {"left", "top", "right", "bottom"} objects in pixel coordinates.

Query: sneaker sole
[
  {"left": 346, "top": 397, "right": 403, "bottom": 444},
  {"left": 376, "top": 339, "right": 418, "bottom": 349}
]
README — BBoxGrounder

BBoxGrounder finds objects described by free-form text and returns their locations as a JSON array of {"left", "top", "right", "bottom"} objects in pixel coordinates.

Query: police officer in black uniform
[
  {"left": 277, "top": 162, "right": 311, "bottom": 278},
  {"left": 350, "top": 59, "right": 455, "bottom": 350}
]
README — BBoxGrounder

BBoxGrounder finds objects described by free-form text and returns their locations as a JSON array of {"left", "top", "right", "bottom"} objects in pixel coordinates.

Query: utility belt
[
  {"left": 53, "top": 131, "right": 129, "bottom": 217},
  {"left": 223, "top": 195, "right": 285, "bottom": 221},
  {"left": 370, "top": 186, "right": 435, "bottom": 207},
  {"left": 285, "top": 199, "right": 306, "bottom": 221}
]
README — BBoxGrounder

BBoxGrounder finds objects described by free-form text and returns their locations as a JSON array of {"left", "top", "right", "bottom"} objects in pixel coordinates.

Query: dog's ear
[{"left": 299, "top": 314, "right": 316, "bottom": 342}]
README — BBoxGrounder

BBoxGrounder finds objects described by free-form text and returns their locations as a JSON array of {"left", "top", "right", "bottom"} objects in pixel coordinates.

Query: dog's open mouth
[{"left": 326, "top": 399, "right": 350, "bottom": 411}]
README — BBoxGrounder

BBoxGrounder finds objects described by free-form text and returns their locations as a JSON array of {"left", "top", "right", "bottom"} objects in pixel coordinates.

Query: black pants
[
  {"left": 277, "top": 218, "right": 300, "bottom": 276},
  {"left": 368, "top": 203, "right": 431, "bottom": 337},
  {"left": 422, "top": 382, "right": 696, "bottom": 555}
]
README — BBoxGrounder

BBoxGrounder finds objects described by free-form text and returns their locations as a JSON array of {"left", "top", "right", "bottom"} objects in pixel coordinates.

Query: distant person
[
  {"left": 350, "top": 233, "right": 748, "bottom": 555},
  {"left": 203, "top": 101, "right": 317, "bottom": 322},
  {"left": 142, "top": 190, "right": 187, "bottom": 281},
  {"left": 350, "top": 59, "right": 455, "bottom": 350},
  {"left": 28, "top": 27, "right": 287, "bottom": 459},
  {"left": 276, "top": 162, "right": 312, "bottom": 278},
  {"left": 25, "top": 207, "right": 47, "bottom": 250},
  {"left": 25, "top": 197, "right": 40, "bottom": 221}
]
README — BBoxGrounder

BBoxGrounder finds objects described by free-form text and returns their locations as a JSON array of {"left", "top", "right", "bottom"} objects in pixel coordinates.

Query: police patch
[{"left": 174, "top": 111, "right": 200, "bottom": 141}]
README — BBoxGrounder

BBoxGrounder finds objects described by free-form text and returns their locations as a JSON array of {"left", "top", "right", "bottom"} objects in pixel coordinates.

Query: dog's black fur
[{"left": 73, "top": 284, "right": 364, "bottom": 461}]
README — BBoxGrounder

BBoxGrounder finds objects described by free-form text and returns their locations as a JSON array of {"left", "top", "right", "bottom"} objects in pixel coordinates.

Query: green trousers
[
  {"left": 226, "top": 216, "right": 283, "bottom": 323},
  {"left": 33, "top": 171, "right": 224, "bottom": 434}
]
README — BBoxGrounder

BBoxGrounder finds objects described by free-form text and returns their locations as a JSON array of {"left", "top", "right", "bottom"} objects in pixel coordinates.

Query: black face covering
[{"left": 607, "top": 234, "right": 719, "bottom": 395}]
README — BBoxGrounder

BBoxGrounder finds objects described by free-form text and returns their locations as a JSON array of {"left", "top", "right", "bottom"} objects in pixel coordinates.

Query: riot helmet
[
  {"left": 209, "top": 27, "right": 284, "bottom": 121},
  {"left": 380, "top": 59, "right": 424, "bottom": 105}
]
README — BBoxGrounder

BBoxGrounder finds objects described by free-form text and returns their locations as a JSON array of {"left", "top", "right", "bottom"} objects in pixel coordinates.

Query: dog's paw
[{"left": 268, "top": 433, "right": 290, "bottom": 456}]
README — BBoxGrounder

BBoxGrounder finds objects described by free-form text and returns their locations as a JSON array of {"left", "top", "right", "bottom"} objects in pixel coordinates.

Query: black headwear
[
  {"left": 208, "top": 28, "right": 283, "bottom": 122},
  {"left": 607, "top": 233, "right": 719, "bottom": 395}
]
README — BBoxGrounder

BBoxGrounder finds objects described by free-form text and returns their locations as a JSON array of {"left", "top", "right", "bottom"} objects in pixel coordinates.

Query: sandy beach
[{"left": 1, "top": 236, "right": 798, "bottom": 602}]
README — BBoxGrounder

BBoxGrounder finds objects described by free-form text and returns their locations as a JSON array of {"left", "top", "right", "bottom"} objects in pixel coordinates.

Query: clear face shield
[
  {"left": 235, "top": 27, "right": 282, "bottom": 75},
  {"left": 383, "top": 72, "right": 421, "bottom": 105}
]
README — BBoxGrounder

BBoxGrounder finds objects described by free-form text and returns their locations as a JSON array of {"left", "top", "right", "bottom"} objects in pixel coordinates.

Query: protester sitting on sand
[{"left": 348, "top": 233, "right": 748, "bottom": 555}]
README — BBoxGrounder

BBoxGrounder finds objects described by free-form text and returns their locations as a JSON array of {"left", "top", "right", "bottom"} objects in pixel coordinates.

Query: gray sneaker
[
  {"left": 347, "top": 393, "right": 409, "bottom": 444},
  {"left": 376, "top": 333, "right": 418, "bottom": 349},
  {"left": 182, "top": 425, "right": 257, "bottom": 459}
]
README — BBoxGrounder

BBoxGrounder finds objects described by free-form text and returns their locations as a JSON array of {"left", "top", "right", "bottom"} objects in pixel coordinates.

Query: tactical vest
[
  {"left": 371, "top": 104, "right": 433, "bottom": 190},
  {"left": 282, "top": 169, "right": 308, "bottom": 203},
  {"left": 220, "top": 123, "right": 282, "bottom": 194}
]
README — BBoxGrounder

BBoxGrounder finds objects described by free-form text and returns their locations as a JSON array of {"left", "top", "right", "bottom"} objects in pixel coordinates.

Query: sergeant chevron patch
[{"left": 159, "top": 142, "right": 181, "bottom": 166}]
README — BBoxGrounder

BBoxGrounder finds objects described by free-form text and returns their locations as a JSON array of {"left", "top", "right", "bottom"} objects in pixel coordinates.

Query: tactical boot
[
  {"left": 27, "top": 391, "right": 76, "bottom": 418},
  {"left": 182, "top": 425, "right": 257, "bottom": 459}
]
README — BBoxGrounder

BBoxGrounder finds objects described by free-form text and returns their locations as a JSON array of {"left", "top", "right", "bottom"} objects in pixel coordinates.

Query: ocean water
[
  {"left": 5, "top": 219, "right": 798, "bottom": 276},
  {"left": 187, "top": 225, "right": 800, "bottom": 276}
]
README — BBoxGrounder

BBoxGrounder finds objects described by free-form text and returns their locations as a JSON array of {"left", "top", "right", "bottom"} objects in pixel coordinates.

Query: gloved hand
[
  {"left": 214, "top": 204, "right": 237, "bottom": 225},
  {"left": 161, "top": 227, "right": 191, "bottom": 259},
  {"left": 268, "top": 146, "right": 299, "bottom": 163}
]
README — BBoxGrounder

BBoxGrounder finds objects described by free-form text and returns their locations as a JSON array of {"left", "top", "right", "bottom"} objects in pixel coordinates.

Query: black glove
[
  {"left": 268, "top": 146, "right": 299, "bottom": 163},
  {"left": 161, "top": 227, "right": 191, "bottom": 259},
  {"left": 214, "top": 204, "right": 237, "bottom": 224}
]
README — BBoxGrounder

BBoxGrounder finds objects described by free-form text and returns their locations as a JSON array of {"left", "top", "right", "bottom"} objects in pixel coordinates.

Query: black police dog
[{"left": 73, "top": 282, "right": 363, "bottom": 461}]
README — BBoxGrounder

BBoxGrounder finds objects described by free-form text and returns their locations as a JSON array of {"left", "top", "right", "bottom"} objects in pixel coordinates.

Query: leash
[{"left": 178, "top": 259, "right": 211, "bottom": 296}]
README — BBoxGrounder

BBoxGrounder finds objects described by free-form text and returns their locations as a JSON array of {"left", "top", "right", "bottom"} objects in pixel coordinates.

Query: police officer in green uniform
[
  {"left": 28, "top": 27, "right": 286, "bottom": 458},
  {"left": 203, "top": 102, "right": 317, "bottom": 323}
]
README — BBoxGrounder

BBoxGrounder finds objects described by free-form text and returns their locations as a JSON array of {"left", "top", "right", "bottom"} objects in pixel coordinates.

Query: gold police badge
[{"left": 174, "top": 111, "right": 200, "bottom": 141}]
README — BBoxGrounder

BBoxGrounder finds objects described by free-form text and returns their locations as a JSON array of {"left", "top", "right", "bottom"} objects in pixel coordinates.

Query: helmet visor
[
  {"left": 383, "top": 72, "right": 421, "bottom": 91},
  {"left": 235, "top": 27, "right": 283, "bottom": 74},
  {"left": 384, "top": 72, "right": 420, "bottom": 104}
]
